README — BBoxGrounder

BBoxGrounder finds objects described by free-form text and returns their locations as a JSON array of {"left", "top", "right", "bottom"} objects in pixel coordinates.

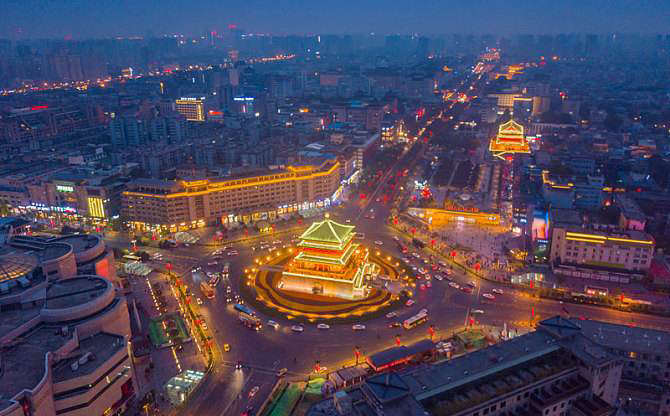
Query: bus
[
  {"left": 200, "top": 281, "right": 215, "bottom": 299},
  {"left": 234, "top": 303, "right": 256, "bottom": 316},
  {"left": 403, "top": 312, "right": 428, "bottom": 330},
  {"left": 234, "top": 304, "right": 262, "bottom": 330},
  {"left": 239, "top": 314, "right": 262, "bottom": 331}
]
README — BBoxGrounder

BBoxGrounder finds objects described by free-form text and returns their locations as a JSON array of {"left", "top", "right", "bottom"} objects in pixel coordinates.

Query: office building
[
  {"left": 122, "top": 159, "right": 341, "bottom": 232},
  {"left": 549, "top": 227, "right": 655, "bottom": 282}
]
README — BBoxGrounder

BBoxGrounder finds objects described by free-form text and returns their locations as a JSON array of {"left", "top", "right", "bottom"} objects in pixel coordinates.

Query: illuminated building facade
[
  {"left": 175, "top": 96, "right": 206, "bottom": 121},
  {"left": 550, "top": 227, "right": 655, "bottom": 281},
  {"left": 121, "top": 160, "right": 342, "bottom": 232},
  {"left": 489, "top": 119, "right": 531, "bottom": 160},
  {"left": 282, "top": 218, "right": 373, "bottom": 299},
  {"left": 0, "top": 174, "right": 119, "bottom": 224},
  {"left": 407, "top": 207, "right": 500, "bottom": 228}
]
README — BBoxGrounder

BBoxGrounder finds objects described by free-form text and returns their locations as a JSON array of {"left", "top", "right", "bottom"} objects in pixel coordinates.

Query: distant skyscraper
[{"left": 175, "top": 95, "right": 206, "bottom": 122}]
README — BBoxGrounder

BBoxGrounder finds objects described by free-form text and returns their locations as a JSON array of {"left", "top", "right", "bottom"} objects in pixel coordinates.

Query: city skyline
[{"left": 2, "top": 0, "right": 670, "bottom": 39}]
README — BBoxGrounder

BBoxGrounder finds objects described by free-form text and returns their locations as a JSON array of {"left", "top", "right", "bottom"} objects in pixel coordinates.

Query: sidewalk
[{"left": 127, "top": 269, "right": 210, "bottom": 415}]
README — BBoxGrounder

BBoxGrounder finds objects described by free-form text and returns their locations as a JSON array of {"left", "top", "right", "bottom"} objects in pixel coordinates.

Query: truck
[{"left": 200, "top": 281, "right": 215, "bottom": 299}]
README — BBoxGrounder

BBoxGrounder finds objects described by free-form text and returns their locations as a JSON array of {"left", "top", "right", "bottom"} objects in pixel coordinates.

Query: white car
[
  {"left": 385, "top": 312, "right": 397, "bottom": 319},
  {"left": 482, "top": 293, "right": 496, "bottom": 300},
  {"left": 492, "top": 288, "right": 504, "bottom": 295},
  {"left": 317, "top": 323, "right": 330, "bottom": 330},
  {"left": 467, "top": 281, "right": 476, "bottom": 287},
  {"left": 374, "top": 240, "right": 383, "bottom": 246},
  {"left": 435, "top": 275, "right": 444, "bottom": 281},
  {"left": 471, "top": 309, "right": 485, "bottom": 315},
  {"left": 228, "top": 250, "right": 238, "bottom": 256},
  {"left": 449, "top": 282, "right": 460, "bottom": 289},
  {"left": 291, "top": 325, "right": 304, "bottom": 332},
  {"left": 392, "top": 236, "right": 400, "bottom": 241},
  {"left": 267, "top": 320, "right": 279, "bottom": 330},
  {"left": 352, "top": 324, "right": 366, "bottom": 331}
]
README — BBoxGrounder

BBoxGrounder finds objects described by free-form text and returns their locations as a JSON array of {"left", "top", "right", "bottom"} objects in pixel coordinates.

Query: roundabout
[{"left": 241, "top": 218, "right": 411, "bottom": 323}]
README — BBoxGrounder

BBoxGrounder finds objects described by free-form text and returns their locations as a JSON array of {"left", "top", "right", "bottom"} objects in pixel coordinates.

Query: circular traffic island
[{"left": 241, "top": 249, "right": 409, "bottom": 324}]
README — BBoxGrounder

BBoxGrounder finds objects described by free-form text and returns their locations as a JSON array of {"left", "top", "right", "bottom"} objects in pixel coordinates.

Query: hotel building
[
  {"left": 121, "top": 159, "right": 342, "bottom": 232},
  {"left": 549, "top": 227, "right": 655, "bottom": 282}
]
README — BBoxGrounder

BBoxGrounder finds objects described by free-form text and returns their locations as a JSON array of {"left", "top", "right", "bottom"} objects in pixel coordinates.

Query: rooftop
[
  {"left": 0, "top": 250, "right": 38, "bottom": 283},
  {"left": 52, "top": 332, "right": 125, "bottom": 383},
  {"left": 45, "top": 276, "right": 109, "bottom": 310},
  {"left": 0, "top": 324, "right": 72, "bottom": 409},
  {"left": 402, "top": 331, "right": 562, "bottom": 402},
  {"left": 299, "top": 219, "right": 355, "bottom": 244},
  {"left": 52, "top": 234, "right": 102, "bottom": 253},
  {"left": 569, "top": 317, "right": 670, "bottom": 355}
]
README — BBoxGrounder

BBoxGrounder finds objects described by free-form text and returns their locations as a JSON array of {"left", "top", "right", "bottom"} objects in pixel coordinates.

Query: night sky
[{"left": 2, "top": 0, "right": 669, "bottom": 39}]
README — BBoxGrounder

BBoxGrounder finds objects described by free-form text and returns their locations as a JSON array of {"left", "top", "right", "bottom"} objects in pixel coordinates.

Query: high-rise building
[{"left": 175, "top": 95, "right": 206, "bottom": 122}]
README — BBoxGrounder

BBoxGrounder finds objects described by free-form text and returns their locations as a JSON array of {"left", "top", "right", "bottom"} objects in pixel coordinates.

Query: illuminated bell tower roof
[{"left": 298, "top": 219, "right": 355, "bottom": 245}]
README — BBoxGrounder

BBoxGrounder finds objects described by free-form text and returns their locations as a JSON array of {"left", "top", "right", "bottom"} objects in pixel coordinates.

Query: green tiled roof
[{"left": 299, "top": 219, "right": 355, "bottom": 244}]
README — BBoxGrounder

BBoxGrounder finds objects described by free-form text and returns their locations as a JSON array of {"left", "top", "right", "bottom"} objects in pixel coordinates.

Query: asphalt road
[{"left": 107, "top": 73, "right": 670, "bottom": 416}]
